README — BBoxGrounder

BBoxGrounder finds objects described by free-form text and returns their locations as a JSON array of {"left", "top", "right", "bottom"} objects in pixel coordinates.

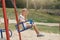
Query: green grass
[
  {"left": 28, "top": 9, "right": 60, "bottom": 23},
  {"left": 32, "top": 25, "right": 60, "bottom": 34},
  {"left": 0, "top": 24, "right": 60, "bottom": 34},
  {"left": 0, "top": 23, "right": 16, "bottom": 31},
  {"left": 0, "top": 8, "right": 60, "bottom": 23}
]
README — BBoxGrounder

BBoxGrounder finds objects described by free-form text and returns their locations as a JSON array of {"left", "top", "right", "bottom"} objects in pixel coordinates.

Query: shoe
[{"left": 37, "top": 34, "right": 44, "bottom": 37}]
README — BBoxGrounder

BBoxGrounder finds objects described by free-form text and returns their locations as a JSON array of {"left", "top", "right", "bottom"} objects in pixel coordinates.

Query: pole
[
  {"left": 26, "top": 0, "right": 28, "bottom": 9},
  {"left": 13, "top": 0, "right": 22, "bottom": 40},
  {"left": 2, "top": 0, "right": 10, "bottom": 40},
  {"left": 32, "top": 0, "right": 37, "bottom": 10}
]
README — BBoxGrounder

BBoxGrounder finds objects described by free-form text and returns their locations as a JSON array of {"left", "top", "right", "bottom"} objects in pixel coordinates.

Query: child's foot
[{"left": 37, "top": 34, "right": 44, "bottom": 37}]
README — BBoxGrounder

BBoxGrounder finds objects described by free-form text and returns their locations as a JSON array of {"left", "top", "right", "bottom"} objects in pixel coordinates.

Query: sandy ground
[
  {"left": 0, "top": 29, "right": 60, "bottom": 40},
  {"left": 0, "top": 18, "right": 60, "bottom": 40}
]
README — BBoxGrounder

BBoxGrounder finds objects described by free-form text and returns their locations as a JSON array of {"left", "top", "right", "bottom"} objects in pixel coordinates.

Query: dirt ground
[{"left": 0, "top": 29, "right": 60, "bottom": 40}]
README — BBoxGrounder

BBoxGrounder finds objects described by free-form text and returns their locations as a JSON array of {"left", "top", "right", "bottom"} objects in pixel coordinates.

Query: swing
[
  {"left": 0, "top": 29, "right": 12, "bottom": 38},
  {"left": 16, "top": 19, "right": 34, "bottom": 32},
  {"left": 10, "top": 0, "right": 33, "bottom": 32}
]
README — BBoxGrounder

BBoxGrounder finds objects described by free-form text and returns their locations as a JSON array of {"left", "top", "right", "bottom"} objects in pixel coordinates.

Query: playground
[
  {"left": 0, "top": 19, "right": 60, "bottom": 40},
  {"left": 0, "top": 0, "right": 60, "bottom": 40},
  {"left": 0, "top": 30, "right": 60, "bottom": 40}
]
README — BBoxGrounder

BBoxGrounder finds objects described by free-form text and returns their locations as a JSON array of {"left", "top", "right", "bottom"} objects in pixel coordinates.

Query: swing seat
[
  {"left": 0, "top": 29, "right": 12, "bottom": 38},
  {"left": 16, "top": 19, "right": 34, "bottom": 32}
]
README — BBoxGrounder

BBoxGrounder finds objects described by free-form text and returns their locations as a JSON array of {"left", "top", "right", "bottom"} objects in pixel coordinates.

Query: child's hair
[{"left": 22, "top": 8, "right": 27, "bottom": 12}]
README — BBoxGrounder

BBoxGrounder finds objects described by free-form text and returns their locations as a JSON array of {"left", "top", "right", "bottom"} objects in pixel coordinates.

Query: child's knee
[{"left": 32, "top": 24, "right": 36, "bottom": 26}]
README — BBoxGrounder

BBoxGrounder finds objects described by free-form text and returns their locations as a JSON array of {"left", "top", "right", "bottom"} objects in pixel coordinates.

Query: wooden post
[{"left": 26, "top": 0, "right": 28, "bottom": 9}]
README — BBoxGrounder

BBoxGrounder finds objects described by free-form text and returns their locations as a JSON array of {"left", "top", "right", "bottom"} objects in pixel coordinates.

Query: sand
[{"left": 0, "top": 29, "right": 60, "bottom": 40}]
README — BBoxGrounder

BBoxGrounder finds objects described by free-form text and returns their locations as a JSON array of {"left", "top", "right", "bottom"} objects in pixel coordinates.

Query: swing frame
[
  {"left": 0, "top": 0, "right": 22, "bottom": 40},
  {"left": 0, "top": 29, "right": 12, "bottom": 38}
]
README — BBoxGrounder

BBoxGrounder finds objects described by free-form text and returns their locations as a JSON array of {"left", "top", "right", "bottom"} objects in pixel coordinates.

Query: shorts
[
  {"left": 23, "top": 20, "right": 34, "bottom": 29},
  {"left": 23, "top": 23, "right": 27, "bottom": 28},
  {"left": 23, "top": 22, "right": 31, "bottom": 28}
]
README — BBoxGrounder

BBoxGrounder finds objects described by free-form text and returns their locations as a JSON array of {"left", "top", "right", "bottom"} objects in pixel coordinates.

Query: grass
[
  {"left": 0, "top": 23, "right": 16, "bottom": 31},
  {"left": 28, "top": 9, "right": 60, "bottom": 23},
  {"left": 36, "top": 25, "right": 60, "bottom": 34},
  {"left": 31, "top": 25, "right": 60, "bottom": 34},
  {"left": 0, "top": 8, "right": 60, "bottom": 23},
  {"left": 0, "top": 24, "right": 60, "bottom": 34}
]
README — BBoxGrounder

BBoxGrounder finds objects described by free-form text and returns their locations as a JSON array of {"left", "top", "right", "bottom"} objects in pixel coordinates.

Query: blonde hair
[{"left": 22, "top": 8, "right": 28, "bottom": 12}]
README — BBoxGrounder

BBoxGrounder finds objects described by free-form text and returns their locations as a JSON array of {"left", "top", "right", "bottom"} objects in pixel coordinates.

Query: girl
[{"left": 18, "top": 8, "right": 44, "bottom": 37}]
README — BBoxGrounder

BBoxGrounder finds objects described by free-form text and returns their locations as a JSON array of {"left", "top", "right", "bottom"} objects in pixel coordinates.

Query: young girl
[{"left": 18, "top": 8, "right": 44, "bottom": 37}]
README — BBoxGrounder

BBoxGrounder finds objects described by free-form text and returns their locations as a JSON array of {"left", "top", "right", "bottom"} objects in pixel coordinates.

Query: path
[{"left": 0, "top": 18, "right": 59, "bottom": 26}]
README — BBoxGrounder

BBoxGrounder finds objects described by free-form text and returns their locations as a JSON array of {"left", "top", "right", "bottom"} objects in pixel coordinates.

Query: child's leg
[
  {"left": 33, "top": 24, "right": 44, "bottom": 37},
  {"left": 26, "top": 23, "right": 40, "bottom": 35},
  {"left": 26, "top": 23, "right": 39, "bottom": 34},
  {"left": 32, "top": 24, "right": 40, "bottom": 35},
  {"left": 26, "top": 24, "right": 44, "bottom": 37}
]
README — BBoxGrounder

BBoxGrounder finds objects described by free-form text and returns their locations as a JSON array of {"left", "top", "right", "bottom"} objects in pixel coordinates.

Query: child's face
[{"left": 22, "top": 10, "right": 28, "bottom": 16}]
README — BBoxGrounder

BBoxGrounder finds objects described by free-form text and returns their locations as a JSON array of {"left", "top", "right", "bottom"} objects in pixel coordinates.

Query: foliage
[{"left": 0, "top": 0, "right": 60, "bottom": 9}]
